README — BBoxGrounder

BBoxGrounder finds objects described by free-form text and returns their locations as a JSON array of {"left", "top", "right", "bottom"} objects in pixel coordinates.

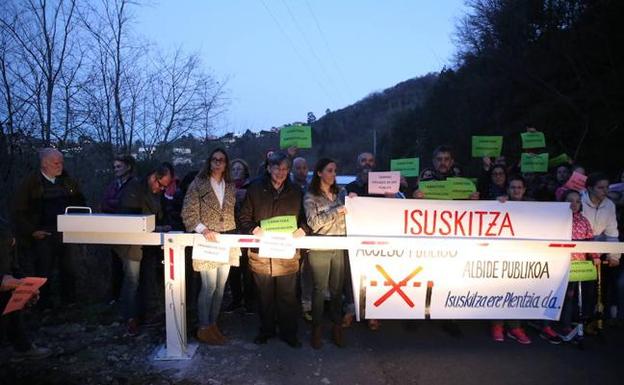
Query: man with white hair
[{"left": 12, "top": 148, "right": 85, "bottom": 309}]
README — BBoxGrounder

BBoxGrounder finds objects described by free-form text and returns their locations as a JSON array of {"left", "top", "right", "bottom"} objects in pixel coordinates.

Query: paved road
[{"left": 157, "top": 312, "right": 622, "bottom": 385}]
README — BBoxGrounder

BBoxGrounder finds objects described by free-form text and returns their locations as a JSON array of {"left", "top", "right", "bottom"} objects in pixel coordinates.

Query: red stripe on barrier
[
  {"left": 413, "top": 282, "right": 421, "bottom": 287},
  {"left": 238, "top": 238, "right": 259, "bottom": 243},
  {"left": 169, "top": 248, "right": 174, "bottom": 280},
  {"left": 549, "top": 243, "right": 576, "bottom": 248}
]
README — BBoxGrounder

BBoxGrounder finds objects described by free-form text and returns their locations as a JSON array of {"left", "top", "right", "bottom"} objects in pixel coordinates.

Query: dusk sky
[{"left": 136, "top": 1, "right": 467, "bottom": 135}]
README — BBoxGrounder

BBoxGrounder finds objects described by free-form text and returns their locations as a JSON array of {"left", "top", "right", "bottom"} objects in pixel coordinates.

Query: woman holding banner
[
  {"left": 304, "top": 158, "right": 347, "bottom": 349},
  {"left": 181, "top": 148, "right": 240, "bottom": 345}
]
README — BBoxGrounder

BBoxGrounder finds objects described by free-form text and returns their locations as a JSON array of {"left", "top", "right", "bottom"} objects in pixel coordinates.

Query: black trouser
[
  {"left": 309, "top": 249, "right": 344, "bottom": 326},
  {"left": 30, "top": 233, "right": 76, "bottom": 306},
  {"left": 253, "top": 272, "right": 298, "bottom": 341},
  {"left": 140, "top": 246, "right": 163, "bottom": 316},
  {"left": 110, "top": 248, "right": 124, "bottom": 302},
  {"left": 560, "top": 281, "right": 597, "bottom": 328},
  {"left": 0, "top": 292, "right": 31, "bottom": 352},
  {"left": 227, "top": 249, "right": 255, "bottom": 307}
]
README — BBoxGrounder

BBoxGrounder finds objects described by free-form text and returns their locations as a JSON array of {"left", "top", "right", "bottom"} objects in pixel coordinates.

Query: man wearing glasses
[{"left": 114, "top": 163, "right": 172, "bottom": 336}]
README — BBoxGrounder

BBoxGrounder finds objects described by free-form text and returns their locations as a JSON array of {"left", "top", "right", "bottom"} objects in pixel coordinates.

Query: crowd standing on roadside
[{"left": 2, "top": 127, "right": 623, "bottom": 359}]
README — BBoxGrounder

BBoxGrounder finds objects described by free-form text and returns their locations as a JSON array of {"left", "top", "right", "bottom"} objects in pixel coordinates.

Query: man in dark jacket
[
  {"left": 239, "top": 152, "right": 308, "bottom": 348},
  {"left": 12, "top": 148, "right": 85, "bottom": 308},
  {"left": 115, "top": 164, "right": 172, "bottom": 336}
]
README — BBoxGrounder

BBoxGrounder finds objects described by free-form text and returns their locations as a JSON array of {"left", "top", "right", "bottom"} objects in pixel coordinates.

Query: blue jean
[
  {"left": 120, "top": 250, "right": 142, "bottom": 320},
  {"left": 198, "top": 265, "right": 230, "bottom": 326}
]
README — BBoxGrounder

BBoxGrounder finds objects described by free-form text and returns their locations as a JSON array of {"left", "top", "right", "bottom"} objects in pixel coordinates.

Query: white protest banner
[
  {"left": 192, "top": 237, "right": 230, "bottom": 263},
  {"left": 345, "top": 197, "right": 572, "bottom": 320},
  {"left": 258, "top": 233, "right": 296, "bottom": 259},
  {"left": 368, "top": 171, "right": 400, "bottom": 194}
]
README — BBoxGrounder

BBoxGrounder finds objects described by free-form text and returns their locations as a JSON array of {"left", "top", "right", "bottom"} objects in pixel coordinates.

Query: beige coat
[{"left": 181, "top": 176, "right": 240, "bottom": 271}]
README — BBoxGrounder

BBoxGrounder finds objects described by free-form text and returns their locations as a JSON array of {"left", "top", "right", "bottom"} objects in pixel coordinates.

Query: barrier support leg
[{"left": 154, "top": 237, "right": 197, "bottom": 360}]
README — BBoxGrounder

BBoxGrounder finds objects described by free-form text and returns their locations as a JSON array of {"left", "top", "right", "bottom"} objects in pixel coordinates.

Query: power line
[
  {"left": 279, "top": 0, "right": 347, "bottom": 105},
  {"left": 258, "top": 0, "right": 338, "bottom": 109},
  {"left": 304, "top": 0, "right": 354, "bottom": 102}
]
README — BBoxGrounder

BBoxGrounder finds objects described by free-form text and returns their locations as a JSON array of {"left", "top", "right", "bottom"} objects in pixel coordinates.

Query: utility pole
[{"left": 373, "top": 128, "right": 377, "bottom": 157}]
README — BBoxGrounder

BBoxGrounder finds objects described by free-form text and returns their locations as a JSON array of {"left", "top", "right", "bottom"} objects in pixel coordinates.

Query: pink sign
[
  {"left": 564, "top": 171, "right": 587, "bottom": 192},
  {"left": 2, "top": 277, "right": 47, "bottom": 315},
  {"left": 368, "top": 171, "right": 401, "bottom": 195}
]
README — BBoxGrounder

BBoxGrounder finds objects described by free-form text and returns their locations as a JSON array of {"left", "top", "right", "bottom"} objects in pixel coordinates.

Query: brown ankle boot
[
  {"left": 332, "top": 324, "right": 345, "bottom": 348},
  {"left": 197, "top": 325, "right": 222, "bottom": 345},
  {"left": 311, "top": 325, "right": 322, "bottom": 349},
  {"left": 212, "top": 324, "right": 227, "bottom": 344}
]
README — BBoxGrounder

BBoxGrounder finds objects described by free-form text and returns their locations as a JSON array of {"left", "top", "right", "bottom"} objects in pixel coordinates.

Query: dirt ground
[{"left": 1, "top": 301, "right": 622, "bottom": 385}]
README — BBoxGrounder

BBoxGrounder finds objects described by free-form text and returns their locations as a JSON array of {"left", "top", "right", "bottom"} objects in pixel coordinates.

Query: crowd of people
[{"left": 1, "top": 135, "right": 623, "bottom": 359}]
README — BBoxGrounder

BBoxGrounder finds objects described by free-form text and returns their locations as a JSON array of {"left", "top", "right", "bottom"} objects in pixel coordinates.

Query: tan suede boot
[
  {"left": 197, "top": 325, "right": 222, "bottom": 345},
  {"left": 212, "top": 324, "right": 227, "bottom": 344}
]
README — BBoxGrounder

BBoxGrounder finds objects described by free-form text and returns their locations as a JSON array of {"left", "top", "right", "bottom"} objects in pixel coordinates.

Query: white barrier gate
[{"left": 59, "top": 199, "right": 624, "bottom": 361}]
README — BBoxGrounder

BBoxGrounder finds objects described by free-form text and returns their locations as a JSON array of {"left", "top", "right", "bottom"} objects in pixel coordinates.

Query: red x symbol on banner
[{"left": 373, "top": 265, "right": 423, "bottom": 308}]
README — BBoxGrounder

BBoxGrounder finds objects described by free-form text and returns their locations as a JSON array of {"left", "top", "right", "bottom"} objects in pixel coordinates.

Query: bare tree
[
  {"left": 140, "top": 48, "right": 227, "bottom": 156},
  {"left": 1, "top": 0, "right": 79, "bottom": 145}
]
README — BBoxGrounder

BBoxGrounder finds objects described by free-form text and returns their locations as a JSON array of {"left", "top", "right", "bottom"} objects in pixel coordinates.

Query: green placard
[
  {"left": 549, "top": 153, "right": 570, "bottom": 168},
  {"left": 520, "top": 153, "right": 549, "bottom": 173},
  {"left": 521, "top": 132, "right": 546, "bottom": 149},
  {"left": 390, "top": 158, "right": 420, "bottom": 177},
  {"left": 569, "top": 261, "right": 597, "bottom": 282},
  {"left": 418, "top": 180, "right": 452, "bottom": 200},
  {"left": 280, "top": 125, "right": 312, "bottom": 149},
  {"left": 260, "top": 215, "right": 297, "bottom": 233},
  {"left": 447, "top": 177, "right": 477, "bottom": 199},
  {"left": 472, "top": 136, "right": 503, "bottom": 157}
]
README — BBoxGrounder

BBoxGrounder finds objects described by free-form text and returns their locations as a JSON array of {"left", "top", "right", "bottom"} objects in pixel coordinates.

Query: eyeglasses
[{"left": 211, "top": 157, "right": 226, "bottom": 164}]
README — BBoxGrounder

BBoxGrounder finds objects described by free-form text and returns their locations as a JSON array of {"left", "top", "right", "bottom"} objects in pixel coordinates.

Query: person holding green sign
[
  {"left": 559, "top": 189, "right": 600, "bottom": 338},
  {"left": 493, "top": 176, "right": 533, "bottom": 344},
  {"left": 477, "top": 163, "right": 507, "bottom": 200},
  {"left": 239, "top": 152, "right": 308, "bottom": 348},
  {"left": 181, "top": 148, "right": 240, "bottom": 345},
  {"left": 303, "top": 158, "right": 347, "bottom": 349}
]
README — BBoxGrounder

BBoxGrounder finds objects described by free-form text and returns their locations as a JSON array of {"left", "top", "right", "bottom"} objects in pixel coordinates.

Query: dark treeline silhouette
[{"left": 385, "top": 0, "right": 623, "bottom": 175}]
